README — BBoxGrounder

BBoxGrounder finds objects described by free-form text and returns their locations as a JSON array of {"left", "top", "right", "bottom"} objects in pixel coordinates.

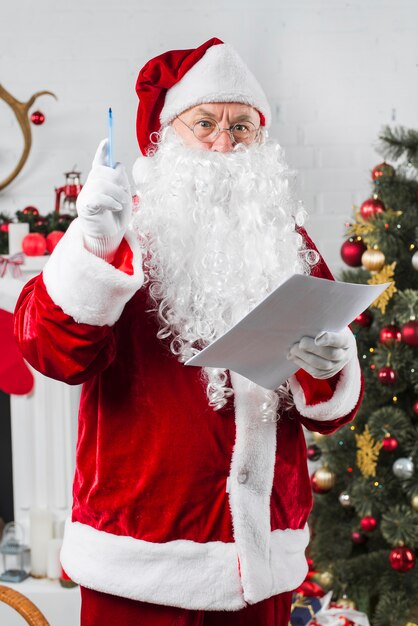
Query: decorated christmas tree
[{"left": 309, "top": 127, "right": 418, "bottom": 625}]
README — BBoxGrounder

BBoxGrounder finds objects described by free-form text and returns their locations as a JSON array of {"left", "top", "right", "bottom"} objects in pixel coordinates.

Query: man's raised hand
[{"left": 76, "top": 138, "right": 132, "bottom": 260}]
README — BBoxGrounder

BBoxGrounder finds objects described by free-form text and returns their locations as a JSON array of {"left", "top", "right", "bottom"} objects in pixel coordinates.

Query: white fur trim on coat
[
  {"left": 43, "top": 219, "right": 144, "bottom": 327},
  {"left": 229, "top": 372, "right": 278, "bottom": 604},
  {"left": 288, "top": 355, "right": 362, "bottom": 421},
  {"left": 160, "top": 44, "right": 272, "bottom": 127},
  {"left": 60, "top": 519, "right": 309, "bottom": 610}
]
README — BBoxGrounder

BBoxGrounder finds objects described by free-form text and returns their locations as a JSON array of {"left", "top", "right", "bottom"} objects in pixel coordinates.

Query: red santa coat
[{"left": 14, "top": 220, "right": 363, "bottom": 610}]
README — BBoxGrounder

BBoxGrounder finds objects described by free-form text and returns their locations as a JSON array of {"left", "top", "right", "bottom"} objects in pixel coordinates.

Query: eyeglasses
[{"left": 176, "top": 115, "right": 260, "bottom": 145}]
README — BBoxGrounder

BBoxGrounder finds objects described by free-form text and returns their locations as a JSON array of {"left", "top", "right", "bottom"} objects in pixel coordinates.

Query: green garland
[{"left": 0, "top": 210, "right": 74, "bottom": 255}]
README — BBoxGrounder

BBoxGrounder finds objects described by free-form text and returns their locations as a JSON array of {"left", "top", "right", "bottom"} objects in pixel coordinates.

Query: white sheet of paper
[{"left": 185, "top": 274, "right": 390, "bottom": 390}]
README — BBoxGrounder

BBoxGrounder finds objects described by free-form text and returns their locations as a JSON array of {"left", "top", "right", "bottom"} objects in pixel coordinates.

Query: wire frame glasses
[{"left": 176, "top": 116, "right": 260, "bottom": 145}]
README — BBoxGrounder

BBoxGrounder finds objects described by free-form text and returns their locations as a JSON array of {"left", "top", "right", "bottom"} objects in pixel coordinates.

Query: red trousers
[{"left": 80, "top": 587, "right": 293, "bottom": 626}]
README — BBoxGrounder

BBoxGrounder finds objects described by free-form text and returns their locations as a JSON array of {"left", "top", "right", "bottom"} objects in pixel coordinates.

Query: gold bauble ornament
[
  {"left": 316, "top": 570, "right": 333, "bottom": 588},
  {"left": 314, "top": 466, "right": 336, "bottom": 491},
  {"left": 411, "top": 494, "right": 418, "bottom": 512},
  {"left": 312, "top": 432, "right": 326, "bottom": 443},
  {"left": 362, "top": 248, "right": 385, "bottom": 272},
  {"left": 336, "top": 594, "right": 356, "bottom": 609},
  {"left": 412, "top": 251, "right": 418, "bottom": 271}
]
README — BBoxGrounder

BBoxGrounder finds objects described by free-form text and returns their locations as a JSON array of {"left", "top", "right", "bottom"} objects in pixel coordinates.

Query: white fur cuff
[
  {"left": 288, "top": 355, "right": 362, "bottom": 421},
  {"left": 43, "top": 219, "right": 144, "bottom": 326}
]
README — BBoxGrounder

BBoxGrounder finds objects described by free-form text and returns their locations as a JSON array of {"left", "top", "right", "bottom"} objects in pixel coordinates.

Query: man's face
[{"left": 171, "top": 102, "right": 261, "bottom": 152}]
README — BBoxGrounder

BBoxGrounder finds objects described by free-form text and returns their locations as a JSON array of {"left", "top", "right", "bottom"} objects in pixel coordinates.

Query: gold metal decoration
[
  {"left": 361, "top": 248, "right": 386, "bottom": 272},
  {"left": 355, "top": 425, "right": 382, "bottom": 478},
  {"left": 313, "top": 466, "right": 336, "bottom": 491},
  {"left": 347, "top": 220, "right": 375, "bottom": 239},
  {"left": 0, "top": 84, "right": 57, "bottom": 191},
  {"left": 368, "top": 262, "right": 397, "bottom": 314}
]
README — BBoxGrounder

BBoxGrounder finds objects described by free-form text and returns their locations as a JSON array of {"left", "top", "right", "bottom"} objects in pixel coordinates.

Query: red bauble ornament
[
  {"left": 307, "top": 444, "right": 322, "bottom": 461},
  {"left": 379, "top": 325, "right": 401, "bottom": 345},
  {"left": 359, "top": 198, "right": 385, "bottom": 221},
  {"left": 351, "top": 531, "right": 367, "bottom": 544},
  {"left": 22, "top": 206, "right": 39, "bottom": 216},
  {"left": 401, "top": 321, "right": 418, "bottom": 346},
  {"left": 340, "top": 238, "right": 366, "bottom": 267},
  {"left": 311, "top": 473, "right": 327, "bottom": 494},
  {"left": 360, "top": 515, "right": 377, "bottom": 532},
  {"left": 413, "top": 400, "right": 418, "bottom": 416},
  {"left": 378, "top": 366, "right": 397, "bottom": 385},
  {"left": 30, "top": 110, "right": 45, "bottom": 125},
  {"left": 353, "top": 309, "right": 373, "bottom": 329},
  {"left": 22, "top": 233, "right": 47, "bottom": 256},
  {"left": 294, "top": 580, "right": 326, "bottom": 598},
  {"left": 371, "top": 162, "right": 395, "bottom": 181},
  {"left": 0, "top": 223, "right": 9, "bottom": 232},
  {"left": 389, "top": 546, "right": 416, "bottom": 572},
  {"left": 382, "top": 435, "right": 398, "bottom": 452},
  {"left": 34, "top": 217, "right": 47, "bottom": 227},
  {"left": 46, "top": 231, "right": 65, "bottom": 253}
]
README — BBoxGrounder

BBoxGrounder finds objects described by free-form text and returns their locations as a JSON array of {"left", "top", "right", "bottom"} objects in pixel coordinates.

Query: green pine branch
[{"left": 378, "top": 125, "right": 418, "bottom": 169}]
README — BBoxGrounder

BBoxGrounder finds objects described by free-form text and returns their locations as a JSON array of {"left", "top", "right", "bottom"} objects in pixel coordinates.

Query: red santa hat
[{"left": 135, "top": 37, "right": 271, "bottom": 156}]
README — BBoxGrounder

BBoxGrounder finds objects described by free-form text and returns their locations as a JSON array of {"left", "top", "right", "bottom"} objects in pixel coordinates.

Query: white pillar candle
[
  {"left": 47, "top": 538, "right": 63, "bottom": 579},
  {"left": 29, "top": 508, "right": 53, "bottom": 577},
  {"left": 8, "top": 222, "right": 29, "bottom": 255}
]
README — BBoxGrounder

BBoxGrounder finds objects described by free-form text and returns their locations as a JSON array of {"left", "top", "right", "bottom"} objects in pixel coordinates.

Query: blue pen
[{"left": 107, "top": 107, "right": 114, "bottom": 168}]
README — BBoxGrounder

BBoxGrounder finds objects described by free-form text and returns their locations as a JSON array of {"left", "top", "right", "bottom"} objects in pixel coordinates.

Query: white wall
[{"left": 1, "top": 0, "right": 417, "bottom": 272}]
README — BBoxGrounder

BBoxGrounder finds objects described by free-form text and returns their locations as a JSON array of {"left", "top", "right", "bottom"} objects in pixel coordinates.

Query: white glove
[
  {"left": 287, "top": 327, "right": 357, "bottom": 379},
  {"left": 76, "top": 138, "right": 132, "bottom": 260}
]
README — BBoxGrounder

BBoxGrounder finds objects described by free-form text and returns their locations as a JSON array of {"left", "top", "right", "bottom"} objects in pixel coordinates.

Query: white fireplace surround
[{"left": 1, "top": 255, "right": 81, "bottom": 626}]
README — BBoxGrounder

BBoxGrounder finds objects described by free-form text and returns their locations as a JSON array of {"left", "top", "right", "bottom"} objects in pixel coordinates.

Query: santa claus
[{"left": 15, "top": 38, "right": 363, "bottom": 626}]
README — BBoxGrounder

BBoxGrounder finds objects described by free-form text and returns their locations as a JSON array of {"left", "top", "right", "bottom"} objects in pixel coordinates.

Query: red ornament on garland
[
  {"left": 353, "top": 310, "right": 373, "bottom": 329},
  {"left": 382, "top": 435, "right": 398, "bottom": 452},
  {"left": 46, "top": 231, "right": 65, "bottom": 253},
  {"left": 22, "top": 233, "right": 47, "bottom": 256},
  {"left": 378, "top": 366, "right": 397, "bottom": 385},
  {"left": 389, "top": 546, "right": 416, "bottom": 572},
  {"left": 30, "top": 110, "right": 45, "bottom": 125},
  {"left": 340, "top": 238, "right": 366, "bottom": 267},
  {"left": 371, "top": 162, "right": 395, "bottom": 181},
  {"left": 351, "top": 531, "right": 367, "bottom": 544},
  {"left": 413, "top": 400, "right": 418, "bottom": 417},
  {"left": 0, "top": 224, "right": 9, "bottom": 233},
  {"left": 22, "top": 206, "right": 39, "bottom": 216},
  {"left": 401, "top": 321, "right": 418, "bottom": 346},
  {"left": 359, "top": 198, "right": 385, "bottom": 221},
  {"left": 379, "top": 325, "right": 401, "bottom": 346},
  {"left": 360, "top": 515, "right": 377, "bottom": 532},
  {"left": 58, "top": 213, "right": 73, "bottom": 225}
]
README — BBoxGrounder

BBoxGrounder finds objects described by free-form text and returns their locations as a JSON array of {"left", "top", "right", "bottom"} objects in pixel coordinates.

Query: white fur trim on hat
[{"left": 160, "top": 44, "right": 271, "bottom": 128}]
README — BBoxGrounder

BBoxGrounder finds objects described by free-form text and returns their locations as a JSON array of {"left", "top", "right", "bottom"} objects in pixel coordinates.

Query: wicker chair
[{"left": 0, "top": 584, "right": 50, "bottom": 625}]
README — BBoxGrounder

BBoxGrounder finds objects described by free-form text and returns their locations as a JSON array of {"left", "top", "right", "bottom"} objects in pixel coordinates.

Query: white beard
[{"left": 132, "top": 127, "right": 318, "bottom": 417}]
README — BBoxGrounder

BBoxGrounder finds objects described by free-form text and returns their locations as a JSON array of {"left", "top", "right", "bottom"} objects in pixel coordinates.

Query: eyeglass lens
[{"left": 193, "top": 119, "right": 257, "bottom": 144}]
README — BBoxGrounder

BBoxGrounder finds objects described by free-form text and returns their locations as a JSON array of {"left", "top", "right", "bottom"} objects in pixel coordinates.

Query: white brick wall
[{"left": 1, "top": 0, "right": 417, "bottom": 272}]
